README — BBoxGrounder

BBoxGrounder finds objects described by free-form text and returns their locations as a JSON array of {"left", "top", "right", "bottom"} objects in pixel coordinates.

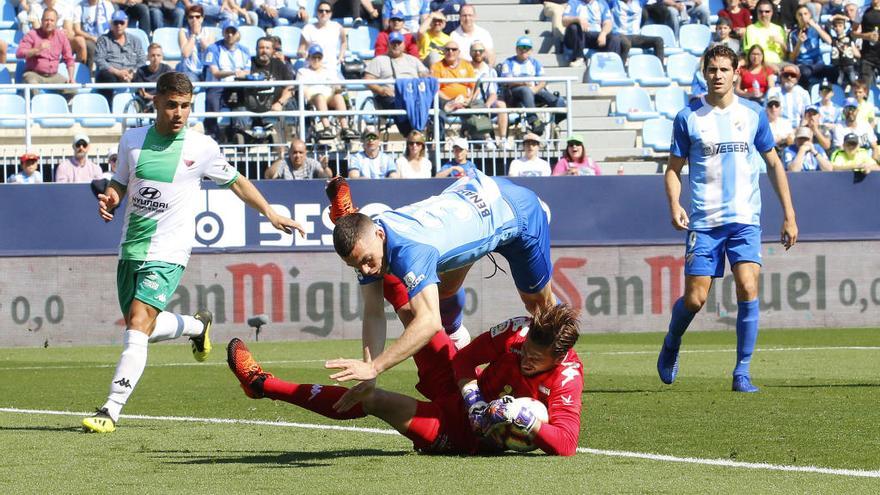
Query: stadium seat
[
  {"left": 809, "top": 82, "right": 845, "bottom": 106},
  {"left": 152, "top": 27, "right": 181, "bottom": 61},
  {"left": 640, "top": 24, "right": 682, "bottom": 56},
  {"left": 71, "top": 93, "right": 116, "bottom": 127},
  {"left": 0, "top": 66, "right": 13, "bottom": 94},
  {"left": 587, "top": 52, "right": 634, "bottom": 86},
  {"left": 13, "top": 59, "right": 23, "bottom": 83},
  {"left": 679, "top": 24, "right": 712, "bottom": 57},
  {"left": 627, "top": 54, "right": 671, "bottom": 87},
  {"left": 238, "top": 25, "right": 266, "bottom": 55},
  {"left": 31, "top": 93, "right": 75, "bottom": 128},
  {"left": 189, "top": 91, "right": 205, "bottom": 126},
  {"left": 614, "top": 87, "right": 659, "bottom": 121},
  {"left": 347, "top": 25, "right": 379, "bottom": 59},
  {"left": 642, "top": 117, "right": 673, "bottom": 152},
  {"left": 655, "top": 86, "right": 688, "bottom": 119},
  {"left": 0, "top": 94, "right": 25, "bottom": 127},
  {"left": 273, "top": 25, "right": 302, "bottom": 59},
  {"left": 71, "top": 62, "right": 92, "bottom": 93},
  {"left": 126, "top": 28, "right": 150, "bottom": 51},
  {"left": 0, "top": 1, "right": 15, "bottom": 29},
  {"left": 666, "top": 53, "right": 699, "bottom": 85},
  {"left": 0, "top": 28, "right": 20, "bottom": 61},
  {"left": 203, "top": 26, "right": 221, "bottom": 41}
]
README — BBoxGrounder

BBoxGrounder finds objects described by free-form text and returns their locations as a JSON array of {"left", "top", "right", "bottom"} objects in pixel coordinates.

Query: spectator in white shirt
[
  {"left": 450, "top": 4, "right": 494, "bottom": 66},
  {"left": 507, "top": 133, "right": 551, "bottom": 176}
]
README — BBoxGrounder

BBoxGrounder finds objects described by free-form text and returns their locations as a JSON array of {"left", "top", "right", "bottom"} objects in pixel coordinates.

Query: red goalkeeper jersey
[{"left": 452, "top": 316, "right": 585, "bottom": 456}]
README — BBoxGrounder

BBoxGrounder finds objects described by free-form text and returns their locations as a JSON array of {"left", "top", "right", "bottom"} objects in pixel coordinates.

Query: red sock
[{"left": 262, "top": 377, "right": 366, "bottom": 420}]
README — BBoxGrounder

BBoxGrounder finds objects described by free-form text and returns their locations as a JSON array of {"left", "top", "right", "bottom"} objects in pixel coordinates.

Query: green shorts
[{"left": 117, "top": 260, "right": 185, "bottom": 315}]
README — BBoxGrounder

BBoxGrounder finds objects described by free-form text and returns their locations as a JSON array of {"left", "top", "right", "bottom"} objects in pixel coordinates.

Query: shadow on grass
[
  {"left": 0, "top": 425, "right": 83, "bottom": 433},
  {"left": 155, "top": 448, "right": 410, "bottom": 468}
]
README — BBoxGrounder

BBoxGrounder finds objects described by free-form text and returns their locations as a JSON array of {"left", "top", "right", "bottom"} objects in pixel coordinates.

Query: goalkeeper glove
[
  {"left": 461, "top": 382, "right": 489, "bottom": 434},
  {"left": 486, "top": 396, "right": 539, "bottom": 435}
]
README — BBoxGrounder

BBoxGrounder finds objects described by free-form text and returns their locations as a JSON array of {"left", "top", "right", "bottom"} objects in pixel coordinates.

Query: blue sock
[
  {"left": 439, "top": 288, "right": 465, "bottom": 335},
  {"left": 734, "top": 299, "right": 759, "bottom": 377},
  {"left": 665, "top": 297, "right": 697, "bottom": 349}
]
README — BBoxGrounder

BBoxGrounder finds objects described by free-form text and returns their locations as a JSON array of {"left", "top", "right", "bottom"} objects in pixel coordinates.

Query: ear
[{"left": 376, "top": 226, "right": 386, "bottom": 242}]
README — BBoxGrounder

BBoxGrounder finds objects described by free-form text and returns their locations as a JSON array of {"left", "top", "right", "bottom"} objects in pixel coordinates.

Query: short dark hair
[
  {"left": 156, "top": 71, "right": 193, "bottom": 97},
  {"left": 257, "top": 36, "right": 275, "bottom": 48},
  {"left": 702, "top": 44, "right": 739, "bottom": 73},
  {"left": 332, "top": 212, "right": 374, "bottom": 257},
  {"left": 186, "top": 4, "right": 204, "bottom": 16},
  {"left": 527, "top": 304, "right": 580, "bottom": 358},
  {"left": 318, "top": 0, "right": 332, "bottom": 10}
]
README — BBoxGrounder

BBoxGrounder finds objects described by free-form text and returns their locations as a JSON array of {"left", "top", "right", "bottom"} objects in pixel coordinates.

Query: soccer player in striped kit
[{"left": 657, "top": 45, "right": 799, "bottom": 393}]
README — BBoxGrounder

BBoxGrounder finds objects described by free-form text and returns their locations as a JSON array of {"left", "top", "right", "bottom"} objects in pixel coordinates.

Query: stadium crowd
[{"left": 4, "top": 0, "right": 880, "bottom": 182}]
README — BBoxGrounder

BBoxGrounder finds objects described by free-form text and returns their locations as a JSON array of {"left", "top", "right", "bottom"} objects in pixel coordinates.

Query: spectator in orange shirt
[{"left": 431, "top": 40, "right": 475, "bottom": 112}]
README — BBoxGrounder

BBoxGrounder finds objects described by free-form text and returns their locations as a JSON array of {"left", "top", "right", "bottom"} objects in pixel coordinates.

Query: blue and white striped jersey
[
  {"left": 607, "top": 0, "right": 642, "bottom": 35},
  {"left": 383, "top": 0, "right": 430, "bottom": 33},
  {"left": 564, "top": 0, "right": 612, "bottom": 33},
  {"left": 671, "top": 96, "right": 776, "bottom": 229}
]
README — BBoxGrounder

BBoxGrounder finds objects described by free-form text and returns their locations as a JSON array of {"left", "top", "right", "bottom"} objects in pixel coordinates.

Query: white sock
[
  {"left": 448, "top": 325, "right": 472, "bottom": 350},
  {"left": 101, "top": 330, "right": 149, "bottom": 422},
  {"left": 148, "top": 312, "right": 204, "bottom": 343}
]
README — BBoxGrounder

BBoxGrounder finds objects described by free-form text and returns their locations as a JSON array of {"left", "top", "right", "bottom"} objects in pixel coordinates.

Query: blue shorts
[
  {"left": 493, "top": 179, "right": 552, "bottom": 294},
  {"left": 684, "top": 223, "right": 763, "bottom": 278}
]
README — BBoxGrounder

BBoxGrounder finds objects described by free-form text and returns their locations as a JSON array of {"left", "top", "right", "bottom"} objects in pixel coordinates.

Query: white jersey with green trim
[{"left": 112, "top": 126, "right": 239, "bottom": 266}]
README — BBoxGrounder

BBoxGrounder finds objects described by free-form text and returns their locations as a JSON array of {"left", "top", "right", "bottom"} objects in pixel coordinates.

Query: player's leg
[
  {"left": 148, "top": 310, "right": 213, "bottom": 362},
  {"left": 727, "top": 224, "right": 763, "bottom": 392},
  {"left": 658, "top": 227, "right": 725, "bottom": 384},
  {"left": 437, "top": 265, "right": 475, "bottom": 349}
]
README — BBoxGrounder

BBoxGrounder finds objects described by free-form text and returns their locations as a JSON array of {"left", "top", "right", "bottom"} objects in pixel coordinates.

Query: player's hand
[
  {"left": 597, "top": 33, "right": 607, "bottom": 48},
  {"left": 781, "top": 218, "right": 798, "bottom": 250},
  {"left": 267, "top": 212, "right": 305, "bottom": 237},
  {"left": 467, "top": 401, "right": 490, "bottom": 434},
  {"left": 326, "top": 348, "right": 380, "bottom": 382},
  {"left": 98, "top": 187, "right": 121, "bottom": 222},
  {"left": 486, "top": 396, "right": 538, "bottom": 435},
  {"left": 670, "top": 204, "right": 689, "bottom": 230},
  {"left": 334, "top": 378, "right": 375, "bottom": 412}
]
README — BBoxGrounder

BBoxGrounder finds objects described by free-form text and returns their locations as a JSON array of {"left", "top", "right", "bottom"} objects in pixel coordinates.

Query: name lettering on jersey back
[
  {"left": 457, "top": 189, "right": 491, "bottom": 218},
  {"left": 700, "top": 141, "right": 750, "bottom": 157}
]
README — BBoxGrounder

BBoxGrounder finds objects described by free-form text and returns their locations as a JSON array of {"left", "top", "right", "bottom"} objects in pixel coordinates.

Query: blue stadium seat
[
  {"left": 347, "top": 25, "right": 379, "bottom": 59},
  {"left": 0, "top": 1, "right": 15, "bottom": 29},
  {"left": 203, "top": 26, "right": 221, "bottom": 41},
  {"left": 126, "top": 28, "right": 150, "bottom": 51},
  {"left": 0, "top": 94, "right": 25, "bottom": 127},
  {"left": 614, "top": 87, "right": 659, "bottom": 121},
  {"left": 679, "top": 24, "right": 712, "bottom": 57},
  {"left": 152, "top": 27, "right": 181, "bottom": 60},
  {"left": 0, "top": 28, "right": 20, "bottom": 61},
  {"left": 31, "top": 93, "right": 75, "bottom": 128},
  {"left": 628, "top": 54, "right": 671, "bottom": 87},
  {"left": 13, "top": 59, "right": 24, "bottom": 83},
  {"left": 587, "top": 52, "right": 634, "bottom": 86},
  {"left": 71, "top": 62, "right": 93, "bottom": 93},
  {"left": 641, "top": 24, "right": 682, "bottom": 56},
  {"left": 238, "top": 25, "right": 266, "bottom": 55},
  {"left": 273, "top": 25, "right": 302, "bottom": 59},
  {"left": 112, "top": 91, "right": 133, "bottom": 114},
  {"left": 189, "top": 91, "right": 205, "bottom": 126},
  {"left": 643, "top": 117, "right": 673, "bottom": 152},
  {"left": 655, "top": 86, "right": 688, "bottom": 119},
  {"left": 809, "top": 82, "right": 845, "bottom": 106},
  {"left": 666, "top": 53, "right": 699, "bottom": 85},
  {"left": 71, "top": 93, "right": 116, "bottom": 127},
  {"left": 0, "top": 66, "right": 13, "bottom": 94}
]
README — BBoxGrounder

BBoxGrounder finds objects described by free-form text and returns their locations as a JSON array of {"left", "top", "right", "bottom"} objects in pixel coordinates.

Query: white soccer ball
[{"left": 487, "top": 397, "right": 549, "bottom": 453}]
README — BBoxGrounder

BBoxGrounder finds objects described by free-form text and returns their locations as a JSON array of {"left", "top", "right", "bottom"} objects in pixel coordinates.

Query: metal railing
[{"left": 0, "top": 75, "right": 576, "bottom": 175}]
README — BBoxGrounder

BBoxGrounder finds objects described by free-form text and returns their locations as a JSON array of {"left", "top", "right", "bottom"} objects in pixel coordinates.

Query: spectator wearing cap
[
  {"left": 109, "top": 0, "right": 151, "bottom": 33},
  {"left": 178, "top": 5, "right": 215, "bottom": 82},
  {"left": 735, "top": 45, "right": 777, "bottom": 102},
  {"left": 500, "top": 36, "right": 567, "bottom": 136},
  {"left": 297, "top": 44, "right": 358, "bottom": 140},
  {"left": 384, "top": 0, "right": 430, "bottom": 34},
  {"left": 73, "top": 0, "right": 116, "bottom": 70},
  {"left": 104, "top": 150, "right": 118, "bottom": 180},
  {"left": 507, "top": 133, "right": 551, "bottom": 177},
  {"left": 712, "top": 16, "right": 740, "bottom": 53},
  {"left": 16, "top": 8, "right": 75, "bottom": 89},
  {"left": 783, "top": 127, "right": 832, "bottom": 171},
  {"left": 7, "top": 153, "right": 43, "bottom": 184},
  {"left": 718, "top": 0, "right": 751, "bottom": 39},
  {"left": 831, "top": 98, "right": 880, "bottom": 160},
  {"left": 204, "top": 20, "right": 251, "bottom": 141},
  {"left": 450, "top": 4, "right": 494, "bottom": 65},
  {"left": 348, "top": 128, "right": 399, "bottom": 178},
  {"left": 828, "top": 14, "right": 860, "bottom": 88},
  {"left": 787, "top": 5, "right": 835, "bottom": 88},
  {"left": 419, "top": 11, "right": 451, "bottom": 65},
  {"left": 56, "top": 134, "right": 104, "bottom": 183},
  {"left": 469, "top": 40, "right": 510, "bottom": 149},
  {"left": 608, "top": 0, "right": 664, "bottom": 60},
  {"left": 552, "top": 134, "right": 601, "bottom": 175},
  {"left": 375, "top": 9, "right": 420, "bottom": 57},
  {"left": 298, "top": 1, "right": 346, "bottom": 66},
  {"left": 266, "top": 137, "right": 333, "bottom": 179},
  {"left": 364, "top": 31, "right": 430, "bottom": 137},
  {"left": 767, "top": 64, "right": 811, "bottom": 126},
  {"left": 562, "top": 0, "right": 628, "bottom": 67},
  {"left": 831, "top": 132, "right": 880, "bottom": 172},
  {"left": 95, "top": 10, "right": 147, "bottom": 105},
  {"left": 766, "top": 94, "right": 795, "bottom": 149},
  {"left": 858, "top": 0, "right": 880, "bottom": 84},
  {"left": 253, "top": 0, "right": 300, "bottom": 29},
  {"left": 436, "top": 137, "right": 477, "bottom": 178},
  {"left": 396, "top": 130, "right": 433, "bottom": 178},
  {"left": 744, "top": 0, "right": 786, "bottom": 65},
  {"left": 800, "top": 104, "right": 832, "bottom": 151}
]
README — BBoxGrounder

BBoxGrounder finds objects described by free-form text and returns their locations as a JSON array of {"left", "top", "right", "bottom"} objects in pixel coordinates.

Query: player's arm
[
  {"left": 664, "top": 155, "right": 689, "bottom": 230},
  {"left": 98, "top": 180, "right": 126, "bottom": 222},
  {"left": 761, "top": 148, "right": 798, "bottom": 250},
  {"left": 229, "top": 175, "right": 305, "bottom": 236},
  {"left": 532, "top": 371, "right": 584, "bottom": 456}
]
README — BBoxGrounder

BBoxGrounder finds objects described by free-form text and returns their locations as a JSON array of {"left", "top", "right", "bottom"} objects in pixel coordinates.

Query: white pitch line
[
  {"left": 1, "top": 407, "right": 878, "bottom": 479},
  {"left": 591, "top": 346, "right": 880, "bottom": 356},
  {"left": 0, "top": 359, "right": 326, "bottom": 372}
]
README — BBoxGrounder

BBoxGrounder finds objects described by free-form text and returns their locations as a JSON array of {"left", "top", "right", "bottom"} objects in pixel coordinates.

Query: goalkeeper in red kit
[{"left": 227, "top": 304, "right": 584, "bottom": 456}]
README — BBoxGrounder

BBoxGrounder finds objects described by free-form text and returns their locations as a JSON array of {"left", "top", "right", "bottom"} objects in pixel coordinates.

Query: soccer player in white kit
[
  {"left": 82, "top": 72, "right": 303, "bottom": 432},
  {"left": 657, "top": 45, "right": 799, "bottom": 393}
]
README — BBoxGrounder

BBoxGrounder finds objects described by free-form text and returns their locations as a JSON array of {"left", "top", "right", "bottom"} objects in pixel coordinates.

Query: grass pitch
[{"left": 1, "top": 328, "right": 879, "bottom": 494}]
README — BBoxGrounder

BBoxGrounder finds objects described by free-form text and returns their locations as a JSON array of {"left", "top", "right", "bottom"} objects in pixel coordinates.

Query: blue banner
[{"left": 1, "top": 174, "right": 878, "bottom": 257}]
